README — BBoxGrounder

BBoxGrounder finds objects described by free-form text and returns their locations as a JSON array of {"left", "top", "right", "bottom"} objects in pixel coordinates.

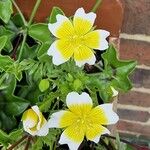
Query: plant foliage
[{"left": 0, "top": 1, "right": 137, "bottom": 150}]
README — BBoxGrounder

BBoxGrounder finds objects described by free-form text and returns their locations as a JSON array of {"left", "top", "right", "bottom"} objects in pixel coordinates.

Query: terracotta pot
[{"left": 14, "top": 0, "right": 124, "bottom": 37}]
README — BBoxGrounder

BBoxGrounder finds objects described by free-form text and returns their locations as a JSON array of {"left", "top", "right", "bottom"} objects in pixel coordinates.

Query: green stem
[
  {"left": 12, "top": 0, "right": 27, "bottom": 26},
  {"left": 91, "top": 0, "right": 103, "bottom": 12},
  {"left": 94, "top": 64, "right": 104, "bottom": 72},
  {"left": 18, "top": 32, "right": 27, "bottom": 61},
  {"left": 28, "top": 0, "right": 41, "bottom": 26}
]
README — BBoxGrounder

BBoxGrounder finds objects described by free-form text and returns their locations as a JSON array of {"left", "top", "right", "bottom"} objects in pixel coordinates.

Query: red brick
[
  {"left": 121, "top": 0, "right": 150, "bottom": 35},
  {"left": 130, "top": 68, "right": 150, "bottom": 88},
  {"left": 117, "top": 120, "right": 150, "bottom": 136},
  {"left": 119, "top": 132, "right": 150, "bottom": 147},
  {"left": 118, "top": 91, "right": 150, "bottom": 107},
  {"left": 120, "top": 39, "right": 150, "bottom": 66},
  {"left": 118, "top": 109, "right": 149, "bottom": 122}
]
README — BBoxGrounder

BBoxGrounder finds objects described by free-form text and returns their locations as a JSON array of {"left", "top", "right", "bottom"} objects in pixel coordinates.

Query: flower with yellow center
[
  {"left": 22, "top": 105, "right": 49, "bottom": 136},
  {"left": 48, "top": 92, "right": 119, "bottom": 150},
  {"left": 47, "top": 8, "right": 110, "bottom": 67}
]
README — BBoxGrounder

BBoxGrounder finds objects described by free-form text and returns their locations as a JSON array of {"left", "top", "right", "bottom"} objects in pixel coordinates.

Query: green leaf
[
  {"left": 0, "top": 35, "right": 8, "bottom": 52},
  {"left": 49, "top": 7, "right": 65, "bottom": 23},
  {"left": 41, "top": 129, "right": 61, "bottom": 149},
  {"left": 0, "top": 55, "right": 14, "bottom": 71},
  {"left": 2, "top": 75, "right": 29, "bottom": 116},
  {"left": 9, "top": 129, "right": 23, "bottom": 140},
  {"left": 37, "top": 42, "right": 52, "bottom": 61},
  {"left": 102, "top": 45, "right": 137, "bottom": 92},
  {"left": 0, "top": 129, "right": 9, "bottom": 147},
  {"left": 73, "top": 79, "right": 83, "bottom": 91},
  {"left": 0, "top": 129, "right": 23, "bottom": 147},
  {"left": 17, "top": 43, "right": 38, "bottom": 61},
  {"left": 28, "top": 23, "right": 53, "bottom": 61},
  {"left": 7, "top": 62, "right": 23, "bottom": 81},
  {"left": 99, "top": 84, "right": 113, "bottom": 102},
  {"left": 31, "top": 138, "right": 43, "bottom": 150},
  {"left": 0, "top": 111, "right": 16, "bottom": 132},
  {"left": 39, "top": 79, "right": 50, "bottom": 92},
  {"left": 28, "top": 23, "right": 52, "bottom": 43},
  {"left": 0, "top": 0, "right": 13, "bottom": 23},
  {"left": 11, "top": 13, "right": 24, "bottom": 27},
  {"left": 0, "top": 26, "right": 15, "bottom": 52}
]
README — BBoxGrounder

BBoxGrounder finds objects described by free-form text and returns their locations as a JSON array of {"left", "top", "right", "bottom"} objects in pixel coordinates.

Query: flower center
[
  {"left": 68, "top": 34, "right": 85, "bottom": 48},
  {"left": 75, "top": 113, "right": 93, "bottom": 130}
]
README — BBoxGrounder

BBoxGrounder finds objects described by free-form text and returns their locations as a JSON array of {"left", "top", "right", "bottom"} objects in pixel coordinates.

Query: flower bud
[
  {"left": 22, "top": 105, "right": 48, "bottom": 136},
  {"left": 39, "top": 79, "right": 49, "bottom": 92},
  {"left": 73, "top": 79, "right": 83, "bottom": 91}
]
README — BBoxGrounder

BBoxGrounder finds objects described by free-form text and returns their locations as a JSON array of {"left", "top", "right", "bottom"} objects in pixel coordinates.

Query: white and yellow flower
[
  {"left": 48, "top": 92, "right": 119, "bottom": 150},
  {"left": 22, "top": 105, "right": 49, "bottom": 136},
  {"left": 47, "top": 8, "right": 110, "bottom": 67}
]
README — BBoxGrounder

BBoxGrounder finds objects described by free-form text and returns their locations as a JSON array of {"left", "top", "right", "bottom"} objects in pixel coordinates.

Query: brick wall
[{"left": 117, "top": 0, "right": 150, "bottom": 146}]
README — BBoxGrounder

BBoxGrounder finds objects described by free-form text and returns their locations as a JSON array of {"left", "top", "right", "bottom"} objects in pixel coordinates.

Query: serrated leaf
[
  {"left": 0, "top": 0, "right": 13, "bottom": 23},
  {"left": 49, "top": 7, "right": 65, "bottom": 23},
  {"left": 0, "top": 35, "right": 8, "bottom": 52},
  {"left": 102, "top": 45, "right": 137, "bottom": 92}
]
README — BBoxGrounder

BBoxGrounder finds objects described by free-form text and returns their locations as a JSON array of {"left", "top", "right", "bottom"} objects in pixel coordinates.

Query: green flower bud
[
  {"left": 39, "top": 79, "right": 49, "bottom": 92},
  {"left": 73, "top": 79, "right": 83, "bottom": 91}
]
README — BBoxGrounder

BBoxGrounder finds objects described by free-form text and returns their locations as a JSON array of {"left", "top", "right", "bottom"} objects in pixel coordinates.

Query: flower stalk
[
  {"left": 11, "top": 0, "right": 27, "bottom": 26},
  {"left": 28, "top": 0, "right": 41, "bottom": 26},
  {"left": 91, "top": 0, "right": 103, "bottom": 12}
]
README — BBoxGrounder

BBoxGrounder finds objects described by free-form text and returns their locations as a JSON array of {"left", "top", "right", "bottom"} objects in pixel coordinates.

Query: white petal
[
  {"left": 36, "top": 122, "right": 49, "bottom": 136},
  {"left": 98, "top": 104, "right": 119, "bottom": 124},
  {"left": 74, "top": 7, "right": 96, "bottom": 27},
  {"left": 31, "top": 105, "right": 42, "bottom": 130},
  {"left": 23, "top": 125, "right": 37, "bottom": 136},
  {"left": 66, "top": 92, "right": 93, "bottom": 108},
  {"left": 48, "top": 111, "right": 68, "bottom": 128},
  {"left": 98, "top": 30, "right": 110, "bottom": 50},
  {"left": 75, "top": 53, "right": 96, "bottom": 67},
  {"left": 23, "top": 119, "right": 36, "bottom": 129},
  {"left": 47, "top": 41, "right": 68, "bottom": 65},
  {"left": 48, "top": 14, "right": 74, "bottom": 38},
  {"left": 91, "top": 128, "right": 110, "bottom": 143},
  {"left": 59, "top": 131, "right": 81, "bottom": 150}
]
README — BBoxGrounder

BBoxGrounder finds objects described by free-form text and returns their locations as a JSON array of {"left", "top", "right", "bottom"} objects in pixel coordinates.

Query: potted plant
[{"left": 0, "top": 0, "right": 148, "bottom": 150}]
